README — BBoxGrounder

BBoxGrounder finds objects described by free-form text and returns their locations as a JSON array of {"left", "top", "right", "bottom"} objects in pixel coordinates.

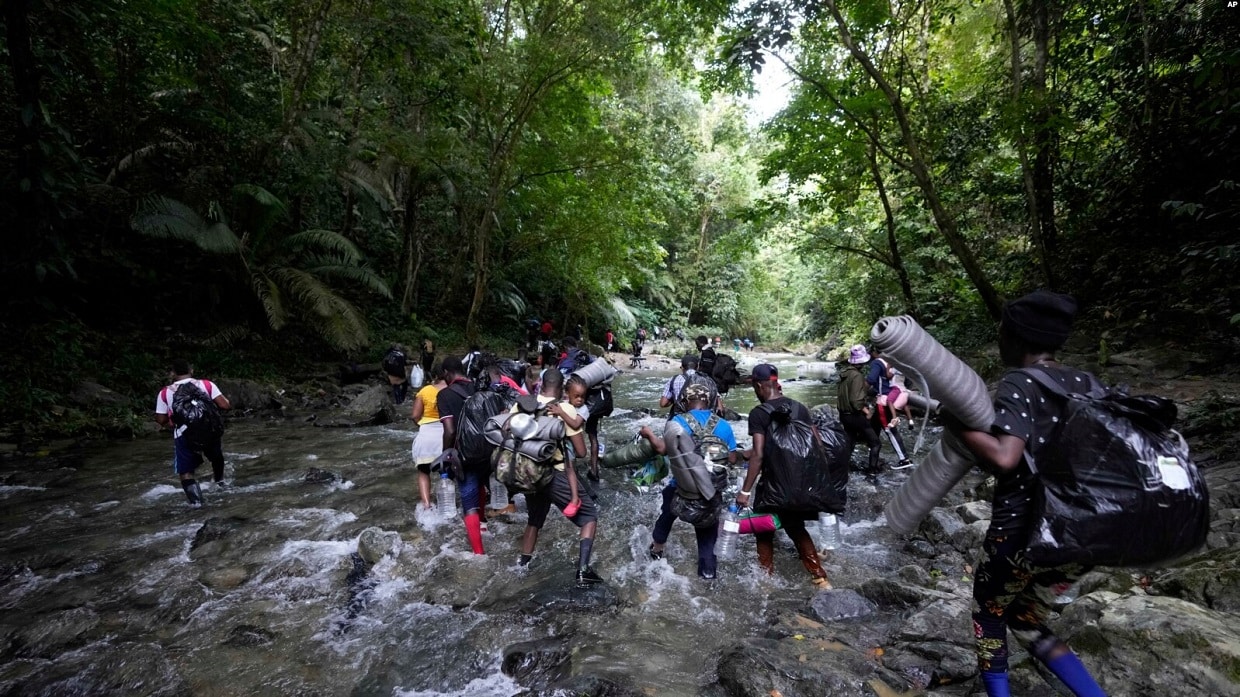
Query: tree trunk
[
  {"left": 3, "top": 0, "right": 43, "bottom": 232},
  {"left": 1003, "top": 0, "right": 1054, "bottom": 288},
  {"left": 1030, "top": 0, "right": 1059, "bottom": 279},
  {"left": 282, "top": 0, "right": 334, "bottom": 137},
  {"left": 867, "top": 144, "right": 916, "bottom": 315},
  {"left": 822, "top": 0, "right": 1004, "bottom": 320}
]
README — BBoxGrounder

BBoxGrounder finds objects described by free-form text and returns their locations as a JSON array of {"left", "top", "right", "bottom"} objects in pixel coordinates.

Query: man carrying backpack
[
  {"left": 647, "top": 383, "right": 744, "bottom": 580},
  {"left": 383, "top": 344, "right": 410, "bottom": 405},
  {"left": 945, "top": 290, "right": 1105, "bottom": 697},
  {"left": 154, "top": 359, "right": 231, "bottom": 507},
  {"left": 518, "top": 371, "right": 602, "bottom": 587},
  {"left": 735, "top": 364, "right": 831, "bottom": 589},
  {"left": 838, "top": 344, "right": 882, "bottom": 475},
  {"left": 660, "top": 355, "right": 700, "bottom": 417},
  {"left": 695, "top": 335, "right": 717, "bottom": 378}
]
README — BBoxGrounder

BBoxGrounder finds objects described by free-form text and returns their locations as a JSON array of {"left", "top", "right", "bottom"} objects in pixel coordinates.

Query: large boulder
[
  {"left": 214, "top": 378, "right": 281, "bottom": 411},
  {"left": 356, "top": 527, "right": 401, "bottom": 565},
  {"left": 1059, "top": 591, "right": 1240, "bottom": 695},
  {"left": 809, "top": 588, "right": 877, "bottom": 623},
  {"left": 1150, "top": 546, "right": 1240, "bottom": 613},
  {"left": 501, "top": 638, "right": 572, "bottom": 691},
  {"left": 319, "top": 384, "right": 394, "bottom": 427},
  {"left": 714, "top": 635, "right": 915, "bottom": 697},
  {"left": 68, "top": 381, "right": 131, "bottom": 409}
]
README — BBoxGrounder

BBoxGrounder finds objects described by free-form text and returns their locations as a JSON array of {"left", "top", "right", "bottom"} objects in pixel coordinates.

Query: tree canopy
[{"left": 1, "top": 0, "right": 1237, "bottom": 433}]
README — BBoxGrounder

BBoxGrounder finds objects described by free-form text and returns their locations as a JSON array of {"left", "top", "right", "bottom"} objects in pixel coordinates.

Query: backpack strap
[
  {"left": 684, "top": 412, "right": 718, "bottom": 444},
  {"left": 1017, "top": 366, "right": 1106, "bottom": 400}
]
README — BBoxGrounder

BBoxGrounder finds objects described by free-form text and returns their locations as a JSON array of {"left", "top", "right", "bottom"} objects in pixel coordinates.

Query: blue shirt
[{"left": 666, "top": 409, "right": 738, "bottom": 488}]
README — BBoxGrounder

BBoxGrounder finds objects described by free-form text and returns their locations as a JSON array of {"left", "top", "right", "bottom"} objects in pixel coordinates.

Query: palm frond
[
  {"left": 270, "top": 266, "right": 369, "bottom": 350},
  {"left": 488, "top": 281, "right": 527, "bottom": 320},
  {"left": 233, "top": 183, "right": 288, "bottom": 216},
  {"left": 132, "top": 195, "right": 241, "bottom": 254},
  {"left": 283, "top": 229, "right": 363, "bottom": 263},
  {"left": 252, "top": 272, "right": 287, "bottom": 330},
  {"left": 340, "top": 160, "right": 395, "bottom": 212},
  {"left": 301, "top": 262, "right": 392, "bottom": 298},
  {"left": 600, "top": 296, "right": 638, "bottom": 329}
]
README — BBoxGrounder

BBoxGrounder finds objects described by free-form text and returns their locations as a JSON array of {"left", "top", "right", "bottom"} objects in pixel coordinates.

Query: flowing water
[{"left": 0, "top": 353, "right": 940, "bottom": 696}]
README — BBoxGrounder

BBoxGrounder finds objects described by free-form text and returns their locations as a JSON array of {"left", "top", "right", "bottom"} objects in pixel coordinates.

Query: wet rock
[
  {"left": 319, "top": 384, "right": 394, "bottom": 427},
  {"left": 714, "top": 636, "right": 914, "bottom": 697},
  {"left": 896, "top": 564, "right": 932, "bottom": 587},
  {"left": 215, "top": 378, "right": 282, "bottom": 411},
  {"left": 954, "top": 500, "right": 992, "bottom": 524},
  {"left": 891, "top": 597, "right": 971, "bottom": 644},
  {"left": 857, "top": 577, "right": 956, "bottom": 610},
  {"left": 1150, "top": 546, "right": 1240, "bottom": 613},
  {"left": 501, "top": 638, "right": 571, "bottom": 690},
  {"left": 190, "top": 516, "right": 246, "bottom": 550},
  {"left": 881, "top": 640, "right": 977, "bottom": 688},
  {"left": 357, "top": 527, "right": 401, "bottom": 564},
  {"left": 303, "top": 467, "right": 341, "bottom": 483},
  {"left": 200, "top": 566, "right": 249, "bottom": 590},
  {"left": 14, "top": 607, "right": 99, "bottom": 658},
  {"left": 903, "top": 539, "right": 936, "bottom": 558},
  {"left": 224, "top": 623, "right": 277, "bottom": 647},
  {"left": 68, "top": 381, "right": 131, "bottom": 408},
  {"left": 809, "top": 588, "right": 877, "bottom": 622},
  {"left": 919, "top": 508, "right": 965, "bottom": 545},
  {"left": 520, "top": 578, "right": 623, "bottom": 616},
  {"left": 1059, "top": 591, "right": 1240, "bottom": 695},
  {"left": 948, "top": 519, "right": 989, "bottom": 555},
  {"left": 18, "top": 640, "right": 188, "bottom": 695},
  {"left": 539, "top": 674, "right": 642, "bottom": 697}
]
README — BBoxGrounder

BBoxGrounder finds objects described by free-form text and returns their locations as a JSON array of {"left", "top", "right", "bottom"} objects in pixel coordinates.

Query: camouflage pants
[{"left": 972, "top": 533, "right": 1090, "bottom": 673}]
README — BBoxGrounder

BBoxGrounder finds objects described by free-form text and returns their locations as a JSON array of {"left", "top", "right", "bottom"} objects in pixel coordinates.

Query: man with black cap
[
  {"left": 944, "top": 290, "right": 1105, "bottom": 697},
  {"left": 735, "top": 364, "right": 831, "bottom": 589}
]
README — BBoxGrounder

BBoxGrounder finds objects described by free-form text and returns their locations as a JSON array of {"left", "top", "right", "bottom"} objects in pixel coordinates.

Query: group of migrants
[{"left": 154, "top": 291, "right": 1167, "bottom": 696}]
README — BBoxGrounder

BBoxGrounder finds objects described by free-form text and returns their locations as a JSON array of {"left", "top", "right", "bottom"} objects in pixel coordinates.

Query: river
[{"left": 0, "top": 352, "right": 941, "bottom": 696}]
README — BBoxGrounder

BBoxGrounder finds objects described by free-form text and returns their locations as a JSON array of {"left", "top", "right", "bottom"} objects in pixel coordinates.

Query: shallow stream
[{"left": 0, "top": 353, "right": 941, "bottom": 696}]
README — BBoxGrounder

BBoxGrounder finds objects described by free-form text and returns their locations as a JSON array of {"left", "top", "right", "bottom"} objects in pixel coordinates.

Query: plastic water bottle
[
  {"left": 489, "top": 475, "right": 507, "bottom": 510},
  {"left": 437, "top": 472, "right": 457, "bottom": 517},
  {"left": 717, "top": 504, "right": 741, "bottom": 561},
  {"left": 819, "top": 513, "right": 842, "bottom": 550}
]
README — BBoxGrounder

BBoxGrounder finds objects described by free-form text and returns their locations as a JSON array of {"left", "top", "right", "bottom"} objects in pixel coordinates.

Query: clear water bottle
[
  {"left": 717, "top": 504, "right": 741, "bottom": 561},
  {"left": 819, "top": 513, "right": 842, "bottom": 550},
  {"left": 437, "top": 472, "right": 457, "bottom": 517},
  {"left": 489, "top": 475, "right": 507, "bottom": 510}
]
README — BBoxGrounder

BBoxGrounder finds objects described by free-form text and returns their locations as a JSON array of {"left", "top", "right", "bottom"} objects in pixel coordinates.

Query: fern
[
  {"left": 284, "top": 229, "right": 363, "bottom": 263},
  {"left": 131, "top": 196, "right": 241, "bottom": 254}
]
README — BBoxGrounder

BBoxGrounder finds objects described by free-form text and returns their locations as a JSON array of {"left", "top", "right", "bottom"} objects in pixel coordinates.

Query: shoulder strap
[
  {"left": 1018, "top": 366, "right": 1105, "bottom": 400},
  {"left": 686, "top": 412, "right": 718, "bottom": 442}
]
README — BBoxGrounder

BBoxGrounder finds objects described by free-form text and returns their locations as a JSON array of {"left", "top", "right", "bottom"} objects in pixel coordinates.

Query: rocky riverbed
[{"left": 1, "top": 345, "right": 1238, "bottom": 696}]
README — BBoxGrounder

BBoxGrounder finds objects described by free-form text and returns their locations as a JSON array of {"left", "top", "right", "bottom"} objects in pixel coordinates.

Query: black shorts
[
  {"left": 415, "top": 462, "right": 431, "bottom": 474},
  {"left": 526, "top": 470, "right": 598, "bottom": 528},
  {"left": 585, "top": 414, "right": 602, "bottom": 437}
]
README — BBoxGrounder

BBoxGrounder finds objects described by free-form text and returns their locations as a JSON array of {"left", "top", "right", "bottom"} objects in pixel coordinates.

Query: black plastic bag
[
  {"left": 1020, "top": 368, "right": 1209, "bottom": 568},
  {"left": 456, "top": 385, "right": 520, "bottom": 465},
  {"left": 811, "top": 408, "right": 851, "bottom": 509},
  {"left": 754, "top": 404, "right": 846, "bottom": 515},
  {"left": 586, "top": 385, "right": 614, "bottom": 419},
  {"left": 672, "top": 491, "right": 722, "bottom": 528}
]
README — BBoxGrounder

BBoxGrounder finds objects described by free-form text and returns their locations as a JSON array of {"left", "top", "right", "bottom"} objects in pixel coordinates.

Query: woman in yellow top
[{"left": 410, "top": 367, "right": 447, "bottom": 511}]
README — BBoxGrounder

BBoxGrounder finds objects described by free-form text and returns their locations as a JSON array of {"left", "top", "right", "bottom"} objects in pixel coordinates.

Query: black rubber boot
[{"left": 182, "top": 479, "right": 204, "bottom": 507}]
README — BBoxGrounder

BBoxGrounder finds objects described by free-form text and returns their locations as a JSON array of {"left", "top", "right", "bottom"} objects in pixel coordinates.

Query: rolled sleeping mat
[
  {"left": 572, "top": 359, "right": 617, "bottom": 388},
  {"left": 602, "top": 439, "right": 655, "bottom": 469},
  {"left": 870, "top": 315, "right": 993, "bottom": 429},
  {"left": 869, "top": 316, "right": 993, "bottom": 534},
  {"left": 483, "top": 412, "right": 566, "bottom": 448},
  {"left": 884, "top": 429, "right": 977, "bottom": 533},
  {"left": 498, "top": 437, "right": 557, "bottom": 462},
  {"left": 664, "top": 418, "right": 718, "bottom": 500},
  {"left": 904, "top": 391, "right": 941, "bottom": 415}
]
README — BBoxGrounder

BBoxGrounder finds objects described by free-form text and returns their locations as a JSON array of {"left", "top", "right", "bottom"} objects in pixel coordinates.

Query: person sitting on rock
[{"left": 946, "top": 290, "right": 1106, "bottom": 697}]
